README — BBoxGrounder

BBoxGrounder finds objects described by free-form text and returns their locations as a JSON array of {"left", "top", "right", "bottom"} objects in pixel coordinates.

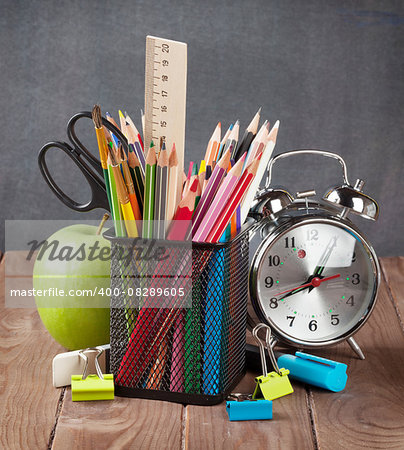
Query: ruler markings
[{"left": 144, "top": 35, "right": 187, "bottom": 205}]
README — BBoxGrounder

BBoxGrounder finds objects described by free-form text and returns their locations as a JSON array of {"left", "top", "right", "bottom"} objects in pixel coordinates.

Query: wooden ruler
[{"left": 144, "top": 35, "right": 187, "bottom": 202}]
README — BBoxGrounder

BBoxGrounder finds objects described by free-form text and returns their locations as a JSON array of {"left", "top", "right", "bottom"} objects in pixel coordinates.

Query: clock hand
[
  {"left": 277, "top": 274, "right": 341, "bottom": 298},
  {"left": 312, "top": 236, "right": 339, "bottom": 278}
]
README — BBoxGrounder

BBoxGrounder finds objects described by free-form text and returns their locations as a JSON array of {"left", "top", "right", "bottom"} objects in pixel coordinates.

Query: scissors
[{"left": 38, "top": 111, "right": 129, "bottom": 212}]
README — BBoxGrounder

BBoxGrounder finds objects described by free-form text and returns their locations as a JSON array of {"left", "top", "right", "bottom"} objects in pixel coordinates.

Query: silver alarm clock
[{"left": 248, "top": 150, "right": 380, "bottom": 359}]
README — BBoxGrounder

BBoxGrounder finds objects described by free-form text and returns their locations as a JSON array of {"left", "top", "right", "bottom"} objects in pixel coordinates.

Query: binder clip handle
[
  {"left": 252, "top": 323, "right": 280, "bottom": 376},
  {"left": 79, "top": 347, "right": 105, "bottom": 380}
]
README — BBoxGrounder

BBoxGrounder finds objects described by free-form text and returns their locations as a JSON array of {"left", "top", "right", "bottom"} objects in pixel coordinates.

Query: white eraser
[{"left": 52, "top": 344, "right": 110, "bottom": 388}]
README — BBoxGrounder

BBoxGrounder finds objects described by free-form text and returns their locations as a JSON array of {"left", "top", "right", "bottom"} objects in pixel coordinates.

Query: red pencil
[
  {"left": 206, "top": 156, "right": 261, "bottom": 243},
  {"left": 167, "top": 178, "right": 199, "bottom": 240}
]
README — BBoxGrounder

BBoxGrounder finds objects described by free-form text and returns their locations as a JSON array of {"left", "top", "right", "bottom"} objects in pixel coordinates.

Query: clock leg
[{"left": 347, "top": 337, "right": 365, "bottom": 360}]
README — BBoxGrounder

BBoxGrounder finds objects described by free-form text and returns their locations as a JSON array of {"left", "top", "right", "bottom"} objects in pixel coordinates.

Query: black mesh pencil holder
[{"left": 107, "top": 222, "right": 252, "bottom": 405}]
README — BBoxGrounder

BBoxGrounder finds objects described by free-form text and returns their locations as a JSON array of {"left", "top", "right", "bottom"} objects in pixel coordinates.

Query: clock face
[{"left": 251, "top": 219, "right": 379, "bottom": 345}]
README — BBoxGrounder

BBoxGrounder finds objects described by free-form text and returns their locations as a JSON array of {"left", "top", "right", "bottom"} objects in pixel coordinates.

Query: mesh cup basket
[{"left": 106, "top": 221, "right": 253, "bottom": 405}]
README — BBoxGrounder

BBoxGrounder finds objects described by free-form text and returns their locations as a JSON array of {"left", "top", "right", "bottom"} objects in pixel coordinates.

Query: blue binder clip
[
  {"left": 277, "top": 351, "right": 348, "bottom": 392},
  {"left": 226, "top": 394, "right": 272, "bottom": 421}
]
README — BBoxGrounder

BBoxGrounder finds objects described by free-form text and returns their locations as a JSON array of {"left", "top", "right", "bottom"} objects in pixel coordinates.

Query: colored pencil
[
  {"left": 105, "top": 112, "right": 121, "bottom": 148},
  {"left": 240, "top": 121, "right": 279, "bottom": 225},
  {"left": 202, "top": 165, "right": 212, "bottom": 194},
  {"left": 184, "top": 162, "right": 198, "bottom": 198},
  {"left": 223, "top": 120, "right": 239, "bottom": 159},
  {"left": 170, "top": 311, "right": 185, "bottom": 392},
  {"left": 243, "top": 120, "right": 269, "bottom": 169},
  {"left": 167, "top": 178, "right": 199, "bottom": 241},
  {"left": 126, "top": 125, "right": 146, "bottom": 176},
  {"left": 125, "top": 111, "right": 144, "bottom": 151},
  {"left": 204, "top": 122, "right": 221, "bottom": 166},
  {"left": 118, "top": 110, "right": 128, "bottom": 137},
  {"left": 216, "top": 123, "right": 233, "bottom": 160},
  {"left": 142, "top": 142, "right": 157, "bottom": 239},
  {"left": 141, "top": 108, "right": 145, "bottom": 144},
  {"left": 146, "top": 334, "right": 170, "bottom": 390},
  {"left": 234, "top": 107, "right": 261, "bottom": 161},
  {"left": 119, "top": 145, "right": 142, "bottom": 222},
  {"left": 183, "top": 161, "right": 194, "bottom": 195},
  {"left": 166, "top": 144, "right": 179, "bottom": 223},
  {"left": 154, "top": 141, "right": 169, "bottom": 239},
  {"left": 193, "top": 153, "right": 246, "bottom": 242},
  {"left": 128, "top": 150, "right": 144, "bottom": 212},
  {"left": 206, "top": 157, "right": 261, "bottom": 242},
  {"left": 191, "top": 148, "right": 231, "bottom": 236}
]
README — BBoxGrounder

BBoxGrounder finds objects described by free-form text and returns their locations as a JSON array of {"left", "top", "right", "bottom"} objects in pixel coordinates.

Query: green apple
[{"left": 33, "top": 224, "right": 111, "bottom": 350}]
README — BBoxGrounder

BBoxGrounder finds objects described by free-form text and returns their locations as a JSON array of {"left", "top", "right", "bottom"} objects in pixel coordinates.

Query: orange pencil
[{"left": 204, "top": 122, "right": 221, "bottom": 166}]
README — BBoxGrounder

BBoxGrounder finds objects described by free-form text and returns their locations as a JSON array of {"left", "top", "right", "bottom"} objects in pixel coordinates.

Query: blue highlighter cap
[{"left": 277, "top": 351, "right": 348, "bottom": 392}]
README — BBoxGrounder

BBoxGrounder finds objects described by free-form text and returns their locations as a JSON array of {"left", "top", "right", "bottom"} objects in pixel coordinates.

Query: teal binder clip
[
  {"left": 71, "top": 347, "right": 114, "bottom": 401},
  {"left": 252, "top": 324, "right": 294, "bottom": 401},
  {"left": 226, "top": 394, "right": 272, "bottom": 421}
]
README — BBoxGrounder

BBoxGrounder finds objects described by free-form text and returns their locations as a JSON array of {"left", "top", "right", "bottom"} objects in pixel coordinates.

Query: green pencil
[
  {"left": 142, "top": 142, "right": 157, "bottom": 238},
  {"left": 107, "top": 150, "right": 125, "bottom": 237}
]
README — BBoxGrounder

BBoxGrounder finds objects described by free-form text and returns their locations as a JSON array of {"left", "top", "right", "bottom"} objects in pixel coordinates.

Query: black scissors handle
[
  {"left": 66, "top": 111, "right": 129, "bottom": 175},
  {"left": 38, "top": 111, "right": 130, "bottom": 213},
  {"left": 38, "top": 140, "right": 110, "bottom": 212}
]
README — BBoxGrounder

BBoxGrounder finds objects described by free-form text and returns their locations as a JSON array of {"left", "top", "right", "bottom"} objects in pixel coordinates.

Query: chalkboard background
[{"left": 1, "top": 0, "right": 403, "bottom": 256}]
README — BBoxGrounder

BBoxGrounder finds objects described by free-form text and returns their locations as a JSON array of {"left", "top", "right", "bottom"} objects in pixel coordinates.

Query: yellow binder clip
[
  {"left": 252, "top": 324, "right": 294, "bottom": 401},
  {"left": 71, "top": 347, "right": 114, "bottom": 401}
]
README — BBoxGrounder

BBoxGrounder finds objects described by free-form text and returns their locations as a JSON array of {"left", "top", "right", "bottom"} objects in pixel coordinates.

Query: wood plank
[
  {"left": 185, "top": 373, "right": 315, "bottom": 449},
  {"left": 380, "top": 256, "right": 404, "bottom": 328},
  {"left": 52, "top": 394, "right": 183, "bottom": 449},
  {"left": 0, "top": 253, "right": 64, "bottom": 449},
  {"left": 309, "top": 261, "right": 404, "bottom": 449}
]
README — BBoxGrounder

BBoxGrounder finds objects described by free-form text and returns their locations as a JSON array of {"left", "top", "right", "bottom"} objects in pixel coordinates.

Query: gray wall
[{"left": 1, "top": 0, "right": 403, "bottom": 256}]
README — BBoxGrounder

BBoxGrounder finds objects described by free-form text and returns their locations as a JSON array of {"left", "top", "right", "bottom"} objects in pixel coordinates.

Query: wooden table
[{"left": 1, "top": 253, "right": 404, "bottom": 449}]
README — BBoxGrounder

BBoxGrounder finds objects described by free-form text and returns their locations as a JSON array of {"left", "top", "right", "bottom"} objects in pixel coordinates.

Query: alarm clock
[{"left": 247, "top": 149, "right": 380, "bottom": 359}]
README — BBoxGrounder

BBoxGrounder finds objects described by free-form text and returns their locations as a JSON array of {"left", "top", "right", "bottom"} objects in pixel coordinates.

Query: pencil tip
[
  {"left": 118, "top": 110, "right": 125, "bottom": 118},
  {"left": 190, "top": 178, "right": 199, "bottom": 192}
]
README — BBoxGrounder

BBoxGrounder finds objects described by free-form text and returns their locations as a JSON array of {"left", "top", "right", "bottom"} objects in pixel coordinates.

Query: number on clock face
[{"left": 255, "top": 221, "right": 377, "bottom": 343}]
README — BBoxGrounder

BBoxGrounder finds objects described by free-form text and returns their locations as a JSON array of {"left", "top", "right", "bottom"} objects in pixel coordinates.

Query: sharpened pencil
[
  {"left": 166, "top": 144, "right": 179, "bottom": 223},
  {"left": 193, "top": 153, "right": 246, "bottom": 242},
  {"left": 223, "top": 120, "right": 239, "bottom": 159},
  {"left": 125, "top": 111, "right": 144, "bottom": 151},
  {"left": 204, "top": 122, "right": 221, "bottom": 166},
  {"left": 154, "top": 141, "right": 169, "bottom": 239},
  {"left": 191, "top": 148, "right": 231, "bottom": 236},
  {"left": 206, "top": 157, "right": 260, "bottom": 243},
  {"left": 234, "top": 107, "right": 261, "bottom": 161},
  {"left": 167, "top": 178, "right": 199, "bottom": 241},
  {"left": 142, "top": 142, "right": 157, "bottom": 238},
  {"left": 240, "top": 121, "right": 279, "bottom": 225}
]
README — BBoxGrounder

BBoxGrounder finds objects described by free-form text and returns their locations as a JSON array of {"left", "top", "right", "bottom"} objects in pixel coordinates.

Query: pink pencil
[
  {"left": 170, "top": 311, "right": 185, "bottom": 392},
  {"left": 191, "top": 149, "right": 231, "bottom": 236},
  {"left": 193, "top": 153, "right": 246, "bottom": 242},
  {"left": 207, "top": 156, "right": 261, "bottom": 243}
]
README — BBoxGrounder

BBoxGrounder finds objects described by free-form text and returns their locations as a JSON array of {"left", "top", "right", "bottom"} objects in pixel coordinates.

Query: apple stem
[{"left": 96, "top": 213, "right": 110, "bottom": 235}]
